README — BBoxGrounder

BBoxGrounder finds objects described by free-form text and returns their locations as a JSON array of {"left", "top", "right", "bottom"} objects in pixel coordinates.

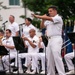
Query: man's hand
[
  {"left": 22, "top": 37, "right": 29, "bottom": 41},
  {"left": 31, "top": 13, "right": 38, "bottom": 18}
]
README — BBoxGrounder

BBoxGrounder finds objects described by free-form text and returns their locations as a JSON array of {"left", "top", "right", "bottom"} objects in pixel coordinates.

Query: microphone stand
[
  {"left": 2, "top": 24, "right": 6, "bottom": 31},
  {"left": 2, "top": 21, "right": 8, "bottom": 31},
  {"left": 19, "top": 23, "right": 25, "bottom": 36}
]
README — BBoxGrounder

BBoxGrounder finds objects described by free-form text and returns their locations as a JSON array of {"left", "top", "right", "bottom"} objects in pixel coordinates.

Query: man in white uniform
[
  {"left": 64, "top": 51, "right": 74, "bottom": 74},
  {"left": 31, "top": 36, "right": 45, "bottom": 74},
  {"left": 22, "top": 18, "right": 36, "bottom": 37},
  {"left": 1, "top": 29, "right": 17, "bottom": 73},
  {"left": 7, "top": 15, "right": 19, "bottom": 36},
  {"left": 32, "top": 5, "right": 66, "bottom": 75},
  {"left": 14, "top": 29, "right": 39, "bottom": 74},
  {"left": 64, "top": 26, "right": 75, "bottom": 74}
]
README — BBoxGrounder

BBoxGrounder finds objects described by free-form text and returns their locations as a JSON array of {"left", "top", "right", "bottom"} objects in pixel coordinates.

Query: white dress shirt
[
  {"left": 22, "top": 24, "right": 36, "bottom": 37},
  {"left": 44, "top": 14, "right": 63, "bottom": 37},
  {"left": 7, "top": 22, "right": 19, "bottom": 36},
  {"left": 26, "top": 35, "right": 39, "bottom": 53},
  {"left": 1, "top": 37, "right": 16, "bottom": 52}
]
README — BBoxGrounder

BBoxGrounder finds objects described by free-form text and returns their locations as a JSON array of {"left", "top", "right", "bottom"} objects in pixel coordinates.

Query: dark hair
[
  {"left": 48, "top": 5, "right": 58, "bottom": 11},
  {"left": 6, "top": 29, "right": 11, "bottom": 33},
  {"left": 26, "top": 18, "right": 32, "bottom": 23},
  {"left": 10, "top": 15, "right": 15, "bottom": 19},
  {"left": 0, "top": 29, "right": 4, "bottom": 34}
]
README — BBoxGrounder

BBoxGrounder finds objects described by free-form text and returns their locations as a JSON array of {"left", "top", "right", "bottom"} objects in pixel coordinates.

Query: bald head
[
  {"left": 29, "top": 29, "right": 36, "bottom": 37},
  {"left": 29, "top": 29, "right": 35, "bottom": 32}
]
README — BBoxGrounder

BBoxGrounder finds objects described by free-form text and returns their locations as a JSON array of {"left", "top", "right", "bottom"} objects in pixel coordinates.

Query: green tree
[
  {"left": 21, "top": 0, "right": 75, "bottom": 29},
  {"left": 22, "top": 0, "right": 75, "bottom": 19}
]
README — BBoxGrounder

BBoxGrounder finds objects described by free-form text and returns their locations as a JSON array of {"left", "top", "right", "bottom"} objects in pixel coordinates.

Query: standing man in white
[
  {"left": 22, "top": 18, "right": 36, "bottom": 38},
  {"left": 7, "top": 15, "right": 19, "bottom": 36},
  {"left": 32, "top": 5, "right": 66, "bottom": 75}
]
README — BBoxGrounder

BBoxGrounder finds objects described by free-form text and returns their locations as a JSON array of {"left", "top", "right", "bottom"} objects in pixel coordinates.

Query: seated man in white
[
  {"left": 1, "top": 29, "right": 17, "bottom": 73},
  {"left": 31, "top": 36, "right": 45, "bottom": 74},
  {"left": 14, "top": 29, "right": 39, "bottom": 74},
  {"left": 64, "top": 49, "right": 74, "bottom": 74}
]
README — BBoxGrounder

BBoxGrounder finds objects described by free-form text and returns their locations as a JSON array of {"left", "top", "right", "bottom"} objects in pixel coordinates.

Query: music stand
[
  {"left": 13, "top": 36, "right": 25, "bottom": 74},
  {"left": 67, "top": 32, "right": 75, "bottom": 74},
  {"left": 0, "top": 46, "right": 8, "bottom": 72},
  {"left": 41, "top": 35, "right": 48, "bottom": 75}
]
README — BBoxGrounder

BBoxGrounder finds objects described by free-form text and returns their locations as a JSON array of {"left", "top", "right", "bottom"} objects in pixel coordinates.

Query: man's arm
[
  {"left": 3, "top": 44, "right": 15, "bottom": 49},
  {"left": 23, "top": 37, "right": 36, "bottom": 48},
  {"left": 40, "top": 20, "right": 46, "bottom": 28},
  {"left": 32, "top": 14, "right": 53, "bottom": 21}
]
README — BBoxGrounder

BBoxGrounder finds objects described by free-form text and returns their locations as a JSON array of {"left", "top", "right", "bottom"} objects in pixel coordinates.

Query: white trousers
[
  {"left": 2, "top": 52, "right": 17, "bottom": 70},
  {"left": 15, "top": 53, "right": 37, "bottom": 70},
  {"left": 31, "top": 53, "right": 45, "bottom": 71},
  {"left": 15, "top": 53, "right": 28, "bottom": 70},
  {"left": 46, "top": 36, "right": 66, "bottom": 75},
  {"left": 15, "top": 53, "right": 45, "bottom": 72},
  {"left": 64, "top": 52, "right": 74, "bottom": 70}
]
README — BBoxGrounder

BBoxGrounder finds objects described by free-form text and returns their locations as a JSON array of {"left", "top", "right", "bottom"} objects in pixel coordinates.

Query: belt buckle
[{"left": 48, "top": 36, "right": 51, "bottom": 39}]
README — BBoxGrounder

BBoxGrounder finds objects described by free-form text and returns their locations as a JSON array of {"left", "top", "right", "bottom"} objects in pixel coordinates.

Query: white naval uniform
[
  {"left": 15, "top": 35, "right": 39, "bottom": 71},
  {"left": 22, "top": 24, "right": 36, "bottom": 37},
  {"left": 7, "top": 22, "right": 19, "bottom": 36},
  {"left": 14, "top": 24, "right": 36, "bottom": 71},
  {"left": 1, "top": 37, "right": 17, "bottom": 70},
  {"left": 64, "top": 52, "right": 74, "bottom": 70},
  {"left": 31, "top": 42, "right": 45, "bottom": 71},
  {"left": 44, "top": 14, "right": 66, "bottom": 75}
]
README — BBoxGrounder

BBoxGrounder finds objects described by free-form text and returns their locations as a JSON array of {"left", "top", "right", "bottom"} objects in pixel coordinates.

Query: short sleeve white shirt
[
  {"left": 44, "top": 14, "right": 63, "bottom": 37},
  {"left": 22, "top": 24, "right": 36, "bottom": 37},
  {"left": 1, "top": 37, "right": 16, "bottom": 52},
  {"left": 26, "top": 35, "right": 39, "bottom": 53},
  {"left": 7, "top": 22, "right": 19, "bottom": 36}
]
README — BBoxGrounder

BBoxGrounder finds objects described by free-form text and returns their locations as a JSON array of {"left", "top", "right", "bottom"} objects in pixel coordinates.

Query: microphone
[
  {"left": 19, "top": 23, "right": 25, "bottom": 26},
  {"left": 2, "top": 21, "right": 8, "bottom": 25}
]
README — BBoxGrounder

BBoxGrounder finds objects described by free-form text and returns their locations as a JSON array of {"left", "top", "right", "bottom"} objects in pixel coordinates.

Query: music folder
[
  {"left": 67, "top": 32, "right": 75, "bottom": 43},
  {"left": 0, "top": 46, "right": 8, "bottom": 55},
  {"left": 13, "top": 36, "right": 25, "bottom": 52}
]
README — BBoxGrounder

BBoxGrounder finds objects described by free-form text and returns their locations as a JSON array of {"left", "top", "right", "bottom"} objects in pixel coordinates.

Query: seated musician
[
  {"left": 1, "top": 29, "right": 17, "bottom": 73},
  {"left": 31, "top": 36, "right": 45, "bottom": 74},
  {"left": 14, "top": 29, "right": 39, "bottom": 74},
  {"left": 64, "top": 51, "right": 74, "bottom": 74}
]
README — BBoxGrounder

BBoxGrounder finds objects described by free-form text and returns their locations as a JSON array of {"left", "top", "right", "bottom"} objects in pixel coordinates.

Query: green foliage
[
  {"left": 22, "top": 0, "right": 51, "bottom": 15},
  {"left": 22, "top": 0, "right": 75, "bottom": 19},
  {"left": 32, "top": 18, "right": 41, "bottom": 28},
  {"left": 20, "top": 15, "right": 26, "bottom": 19},
  {"left": 49, "top": 0, "right": 75, "bottom": 19},
  {"left": 22, "top": 0, "right": 75, "bottom": 28}
]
